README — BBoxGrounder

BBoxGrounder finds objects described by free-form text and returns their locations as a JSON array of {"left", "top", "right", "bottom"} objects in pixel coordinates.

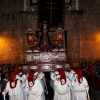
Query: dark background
[{"left": 38, "top": 0, "right": 64, "bottom": 28}]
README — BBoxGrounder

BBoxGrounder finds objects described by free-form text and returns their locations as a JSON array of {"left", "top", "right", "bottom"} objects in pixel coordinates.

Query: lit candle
[{"left": 29, "top": 36, "right": 32, "bottom": 41}]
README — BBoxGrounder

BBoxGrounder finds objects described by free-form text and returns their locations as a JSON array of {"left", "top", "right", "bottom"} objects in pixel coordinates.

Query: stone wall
[
  {"left": 0, "top": 0, "right": 100, "bottom": 65},
  {"left": 65, "top": 0, "right": 100, "bottom": 65},
  {"left": 0, "top": 0, "right": 37, "bottom": 64}
]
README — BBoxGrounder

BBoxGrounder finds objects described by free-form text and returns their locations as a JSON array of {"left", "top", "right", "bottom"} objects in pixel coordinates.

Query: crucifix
[{"left": 45, "top": 0, "right": 58, "bottom": 25}]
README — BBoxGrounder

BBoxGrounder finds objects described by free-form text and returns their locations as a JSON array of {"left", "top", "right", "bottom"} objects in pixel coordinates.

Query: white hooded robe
[
  {"left": 67, "top": 70, "right": 76, "bottom": 100},
  {"left": 53, "top": 78, "right": 71, "bottom": 100},
  {"left": 5, "top": 80, "right": 23, "bottom": 100},
  {"left": 71, "top": 77, "right": 90, "bottom": 100},
  {"left": 25, "top": 79, "right": 44, "bottom": 100}
]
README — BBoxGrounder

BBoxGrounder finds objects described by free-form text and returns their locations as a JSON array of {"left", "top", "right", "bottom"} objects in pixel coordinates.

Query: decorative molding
[
  {"left": 30, "top": 65, "right": 38, "bottom": 69},
  {"left": 55, "top": 64, "right": 62, "bottom": 68},
  {"left": 65, "top": 64, "right": 70, "bottom": 68},
  {"left": 68, "top": 10, "right": 85, "bottom": 16},
  {"left": 19, "top": 11, "right": 35, "bottom": 15},
  {"left": 23, "top": 65, "right": 28, "bottom": 70},
  {"left": 41, "top": 64, "right": 52, "bottom": 70}
]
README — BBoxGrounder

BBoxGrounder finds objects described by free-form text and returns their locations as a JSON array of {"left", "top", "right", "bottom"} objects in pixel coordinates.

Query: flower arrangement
[{"left": 37, "top": 44, "right": 52, "bottom": 52}]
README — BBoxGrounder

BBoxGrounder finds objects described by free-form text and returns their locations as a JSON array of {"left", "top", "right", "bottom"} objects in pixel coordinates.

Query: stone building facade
[{"left": 0, "top": 0, "right": 100, "bottom": 66}]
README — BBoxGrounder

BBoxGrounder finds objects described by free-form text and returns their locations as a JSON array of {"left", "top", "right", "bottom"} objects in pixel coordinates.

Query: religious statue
[{"left": 38, "top": 20, "right": 52, "bottom": 47}]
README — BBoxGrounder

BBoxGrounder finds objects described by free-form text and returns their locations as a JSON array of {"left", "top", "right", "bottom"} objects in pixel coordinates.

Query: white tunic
[
  {"left": 5, "top": 80, "right": 23, "bottom": 100},
  {"left": 54, "top": 78, "right": 71, "bottom": 100},
  {"left": 67, "top": 70, "right": 76, "bottom": 81},
  {"left": 38, "top": 73, "right": 46, "bottom": 100},
  {"left": 21, "top": 74, "right": 28, "bottom": 100},
  {"left": 66, "top": 70, "right": 76, "bottom": 100},
  {"left": 71, "top": 77, "right": 90, "bottom": 100},
  {"left": 64, "top": 71, "right": 69, "bottom": 78},
  {"left": 38, "top": 72, "right": 45, "bottom": 88},
  {"left": 25, "top": 79, "right": 44, "bottom": 100}
]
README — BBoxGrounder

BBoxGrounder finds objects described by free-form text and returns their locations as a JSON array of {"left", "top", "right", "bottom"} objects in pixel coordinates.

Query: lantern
[
  {"left": 55, "top": 27, "right": 64, "bottom": 49},
  {"left": 33, "top": 37, "right": 39, "bottom": 48},
  {"left": 56, "top": 32, "right": 64, "bottom": 41},
  {"left": 56, "top": 27, "right": 64, "bottom": 41},
  {"left": 26, "top": 29, "right": 38, "bottom": 50},
  {"left": 26, "top": 29, "right": 35, "bottom": 45}
]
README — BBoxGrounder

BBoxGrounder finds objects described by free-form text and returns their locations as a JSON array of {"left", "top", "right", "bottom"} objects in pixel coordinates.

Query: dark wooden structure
[{"left": 21, "top": 51, "right": 70, "bottom": 72}]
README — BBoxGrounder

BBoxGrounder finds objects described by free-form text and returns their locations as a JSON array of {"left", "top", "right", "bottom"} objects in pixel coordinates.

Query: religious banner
[{"left": 38, "top": 0, "right": 65, "bottom": 28}]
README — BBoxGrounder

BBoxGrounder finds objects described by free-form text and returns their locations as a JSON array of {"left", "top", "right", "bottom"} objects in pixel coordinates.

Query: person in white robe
[
  {"left": 1, "top": 75, "right": 9, "bottom": 100},
  {"left": 64, "top": 71, "right": 69, "bottom": 78},
  {"left": 65, "top": 69, "right": 77, "bottom": 100},
  {"left": 53, "top": 68, "right": 71, "bottom": 100},
  {"left": 50, "top": 71, "right": 59, "bottom": 90},
  {"left": 34, "top": 72, "right": 46, "bottom": 100},
  {"left": 21, "top": 73, "right": 28, "bottom": 100},
  {"left": 25, "top": 70, "right": 44, "bottom": 100},
  {"left": 38, "top": 72, "right": 45, "bottom": 88},
  {"left": 71, "top": 69, "right": 90, "bottom": 100},
  {"left": 67, "top": 70, "right": 76, "bottom": 81},
  {"left": 15, "top": 70, "right": 28, "bottom": 100},
  {"left": 2, "top": 72, "right": 23, "bottom": 100}
]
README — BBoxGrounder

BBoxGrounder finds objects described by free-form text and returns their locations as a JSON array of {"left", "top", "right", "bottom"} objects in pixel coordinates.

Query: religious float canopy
[{"left": 21, "top": 22, "right": 70, "bottom": 72}]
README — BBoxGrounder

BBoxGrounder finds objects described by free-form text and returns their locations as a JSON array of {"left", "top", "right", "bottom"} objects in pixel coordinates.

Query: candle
[{"left": 29, "top": 36, "right": 32, "bottom": 41}]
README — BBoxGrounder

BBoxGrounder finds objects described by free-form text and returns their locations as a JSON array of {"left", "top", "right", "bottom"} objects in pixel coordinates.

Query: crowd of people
[
  {"left": 80, "top": 59, "right": 100, "bottom": 76},
  {"left": 80, "top": 59, "right": 100, "bottom": 92},
  {"left": 0, "top": 66, "right": 90, "bottom": 100}
]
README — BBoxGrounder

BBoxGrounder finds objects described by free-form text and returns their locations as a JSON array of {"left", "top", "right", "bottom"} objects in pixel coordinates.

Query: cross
[{"left": 45, "top": 0, "right": 58, "bottom": 25}]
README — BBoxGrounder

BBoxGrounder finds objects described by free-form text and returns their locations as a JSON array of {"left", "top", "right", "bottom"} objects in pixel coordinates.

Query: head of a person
[
  {"left": 73, "top": 73, "right": 78, "bottom": 79},
  {"left": 28, "top": 70, "right": 35, "bottom": 87},
  {"left": 56, "top": 74, "right": 60, "bottom": 80},
  {"left": 54, "top": 71, "right": 59, "bottom": 76},
  {"left": 34, "top": 72, "right": 39, "bottom": 80},
  {"left": 10, "top": 72, "right": 17, "bottom": 88},
  {"left": 57, "top": 68, "right": 67, "bottom": 85},
  {"left": 76, "top": 69, "right": 83, "bottom": 84}
]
